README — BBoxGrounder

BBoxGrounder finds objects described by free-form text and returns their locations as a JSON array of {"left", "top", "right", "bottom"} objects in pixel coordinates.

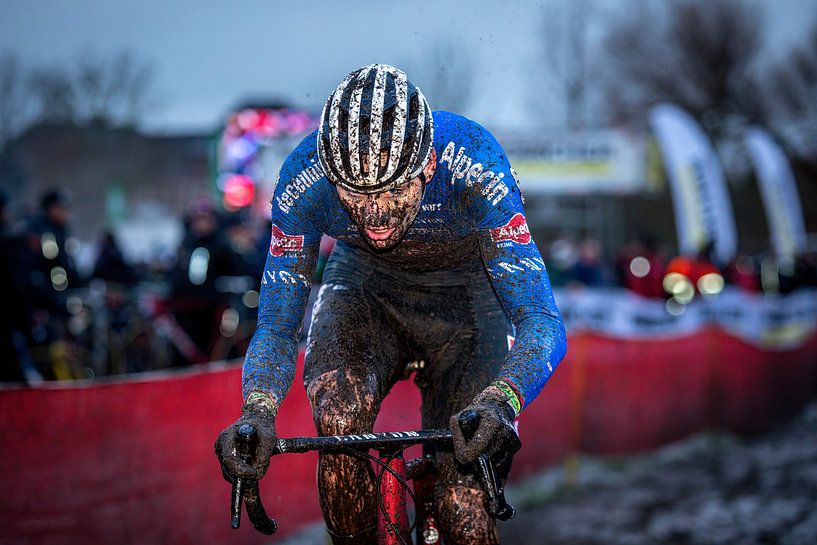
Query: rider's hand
[
  {"left": 214, "top": 393, "right": 277, "bottom": 482},
  {"left": 450, "top": 386, "right": 521, "bottom": 476}
]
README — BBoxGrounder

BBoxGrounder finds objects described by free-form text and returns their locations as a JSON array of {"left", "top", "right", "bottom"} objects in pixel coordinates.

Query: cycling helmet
[{"left": 318, "top": 64, "right": 434, "bottom": 194}]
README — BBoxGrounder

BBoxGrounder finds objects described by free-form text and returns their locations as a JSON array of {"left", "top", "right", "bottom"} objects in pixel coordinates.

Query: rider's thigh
[
  {"left": 304, "top": 257, "right": 407, "bottom": 434},
  {"left": 416, "top": 276, "right": 513, "bottom": 429},
  {"left": 435, "top": 485, "right": 500, "bottom": 545},
  {"left": 418, "top": 273, "right": 513, "bottom": 490}
]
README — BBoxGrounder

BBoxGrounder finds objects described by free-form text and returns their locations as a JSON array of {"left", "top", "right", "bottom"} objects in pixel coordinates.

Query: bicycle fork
[
  {"left": 412, "top": 471, "right": 440, "bottom": 544},
  {"left": 377, "top": 450, "right": 412, "bottom": 545}
]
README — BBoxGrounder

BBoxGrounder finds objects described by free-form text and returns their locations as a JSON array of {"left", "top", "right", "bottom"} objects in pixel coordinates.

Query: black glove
[
  {"left": 450, "top": 388, "right": 521, "bottom": 476},
  {"left": 215, "top": 399, "right": 277, "bottom": 482}
]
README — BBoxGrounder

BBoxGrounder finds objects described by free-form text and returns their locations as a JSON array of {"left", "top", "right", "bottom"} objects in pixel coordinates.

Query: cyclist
[{"left": 216, "top": 64, "right": 567, "bottom": 544}]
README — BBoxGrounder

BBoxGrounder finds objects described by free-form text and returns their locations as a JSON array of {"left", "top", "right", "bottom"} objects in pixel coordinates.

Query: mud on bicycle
[{"left": 228, "top": 410, "right": 516, "bottom": 545}]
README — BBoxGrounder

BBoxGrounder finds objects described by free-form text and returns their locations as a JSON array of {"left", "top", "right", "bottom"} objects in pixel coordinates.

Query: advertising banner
[
  {"left": 744, "top": 127, "right": 808, "bottom": 260},
  {"left": 557, "top": 288, "right": 817, "bottom": 350},
  {"left": 649, "top": 104, "right": 737, "bottom": 264},
  {"left": 503, "top": 129, "right": 646, "bottom": 194}
]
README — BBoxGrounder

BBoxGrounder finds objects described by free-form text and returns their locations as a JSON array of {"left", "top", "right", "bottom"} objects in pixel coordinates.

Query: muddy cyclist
[{"left": 215, "top": 63, "right": 567, "bottom": 544}]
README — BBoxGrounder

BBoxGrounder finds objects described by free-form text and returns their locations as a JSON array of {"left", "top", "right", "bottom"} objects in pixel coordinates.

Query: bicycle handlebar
[
  {"left": 229, "top": 425, "right": 277, "bottom": 535},
  {"left": 273, "top": 428, "right": 454, "bottom": 455},
  {"left": 229, "top": 419, "right": 515, "bottom": 535}
]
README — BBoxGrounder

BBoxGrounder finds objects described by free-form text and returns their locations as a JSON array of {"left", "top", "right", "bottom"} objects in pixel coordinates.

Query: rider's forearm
[
  {"left": 242, "top": 238, "right": 317, "bottom": 411},
  {"left": 492, "top": 311, "right": 567, "bottom": 413},
  {"left": 241, "top": 323, "right": 301, "bottom": 411}
]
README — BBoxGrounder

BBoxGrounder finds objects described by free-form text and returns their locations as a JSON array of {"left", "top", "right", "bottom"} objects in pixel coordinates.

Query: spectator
[
  {"left": 617, "top": 235, "right": 666, "bottom": 299},
  {"left": 547, "top": 237, "right": 578, "bottom": 288},
  {"left": 93, "top": 231, "right": 139, "bottom": 287},
  {"left": 0, "top": 191, "right": 34, "bottom": 383},
  {"left": 24, "top": 189, "right": 82, "bottom": 314},
  {"left": 665, "top": 243, "right": 723, "bottom": 297},
  {"left": 726, "top": 255, "right": 761, "bottom": 292},
  {"left": 779, "top": 253, "right": 817, "bottom": 294},
  {"left": 221, "top": 211, "right": 264, "bottom": 277},
  {"left": 569, "top": 238, "right": 609, "bottom": 287},
  {"left": 168, "top": 197, "right": 243, "bottom": 364}
]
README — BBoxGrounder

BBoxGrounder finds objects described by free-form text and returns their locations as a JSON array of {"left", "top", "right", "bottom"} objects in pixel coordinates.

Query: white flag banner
[
  {"left": 744, "top": 127, "right": 807, "bottom": 260},
  {"left": 649, "top": 104, "right": 738, "bottom": 264}
]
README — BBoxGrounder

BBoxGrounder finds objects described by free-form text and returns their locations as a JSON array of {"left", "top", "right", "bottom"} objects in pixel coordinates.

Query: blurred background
[{"left": 0, "top": 1, "right": 816, "bottom": 544}]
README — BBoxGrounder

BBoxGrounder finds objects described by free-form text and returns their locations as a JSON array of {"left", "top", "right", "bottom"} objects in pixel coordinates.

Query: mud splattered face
[{"left": 337, "top": 150, "right": 436, "bottom": 251}]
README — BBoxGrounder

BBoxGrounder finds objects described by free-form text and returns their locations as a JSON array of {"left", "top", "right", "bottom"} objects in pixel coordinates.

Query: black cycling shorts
[{"left": 303, "top": 241, "right": 513, "bottom": 432}]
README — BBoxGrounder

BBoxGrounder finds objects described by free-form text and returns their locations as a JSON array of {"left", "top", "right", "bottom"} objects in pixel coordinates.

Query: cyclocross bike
[{"left": 228, "top": 411, "right": 516, "bottom": 545}]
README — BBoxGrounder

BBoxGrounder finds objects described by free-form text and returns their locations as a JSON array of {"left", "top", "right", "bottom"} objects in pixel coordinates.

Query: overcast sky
[{"left": 2, "top": 0, "right": 815, "bottom": 134}]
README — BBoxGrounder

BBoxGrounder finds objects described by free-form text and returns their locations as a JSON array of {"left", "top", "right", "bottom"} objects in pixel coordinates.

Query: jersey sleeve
[
  {"left": 241, "top": 142, "right": 323, "bottom": 406},
  {"left": 459, "top": 121, "right": 567, "bottom": 412}
]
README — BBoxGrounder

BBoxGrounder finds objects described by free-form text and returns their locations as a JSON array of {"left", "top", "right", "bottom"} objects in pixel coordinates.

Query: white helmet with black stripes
[{"left": 318, "top": 64, "right": 434, "bottom": 194}]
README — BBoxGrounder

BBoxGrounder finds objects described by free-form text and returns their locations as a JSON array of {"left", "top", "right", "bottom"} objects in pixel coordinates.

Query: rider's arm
[
  {"left": 242, "top": 145, "right": 323, "bottom": 411},
  {"left": 463, "top": 125, "right": 567, "bottom": 414}
]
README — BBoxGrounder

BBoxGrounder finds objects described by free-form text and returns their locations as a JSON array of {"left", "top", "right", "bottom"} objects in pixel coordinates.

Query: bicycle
[{"left": 228, "top": 411, "right": 516, "bottom": 545}]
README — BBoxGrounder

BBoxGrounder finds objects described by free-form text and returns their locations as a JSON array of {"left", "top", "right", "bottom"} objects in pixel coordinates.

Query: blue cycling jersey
[{"left": 243, "top": 111, "right": 567, "bottom": 412}]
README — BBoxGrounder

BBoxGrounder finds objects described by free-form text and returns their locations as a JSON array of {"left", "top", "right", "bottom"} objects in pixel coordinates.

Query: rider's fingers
[
  {"left": 219, "top": 462, "right": 235, "bottom": 484},
  {"left": 216, "top": 430, "right": 236, "bottom": 462},
  {"left": 450, "top": 414, "right": 479, "bottom": 465},
  {"left": 221, "top": 457, "right": 260, "bottom": 480}
]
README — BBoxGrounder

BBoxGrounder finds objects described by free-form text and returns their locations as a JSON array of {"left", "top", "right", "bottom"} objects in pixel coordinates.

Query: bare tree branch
[
  {"left": 27, "top": 66, "right": 77, "bottom": 124},
  {"left": 602, "top": 0, "right": 764, "bottom": 136},
  {"left": 0, "top": 52, "right": 34, "bottom": 147},
  {"left": 408, "top": 38, "right": 474, "bottom": 114}
]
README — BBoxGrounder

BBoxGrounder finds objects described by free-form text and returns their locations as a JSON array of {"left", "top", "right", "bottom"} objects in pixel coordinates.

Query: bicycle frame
[{"left": 276, "top": 429, "right": 451, "bottom": 544}]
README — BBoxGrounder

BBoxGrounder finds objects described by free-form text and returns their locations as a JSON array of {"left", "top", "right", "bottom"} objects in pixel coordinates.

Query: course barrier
[{"left": 2, "top": 291, "right": 816, "bottom": 545}]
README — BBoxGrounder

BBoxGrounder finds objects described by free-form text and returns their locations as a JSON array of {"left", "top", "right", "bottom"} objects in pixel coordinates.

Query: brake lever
[
  {"left": 231, "top": 424, "right": 278, "bottom": 535},
  {"left": 457, "top": 410, "right": 516, "bottom": 521}
]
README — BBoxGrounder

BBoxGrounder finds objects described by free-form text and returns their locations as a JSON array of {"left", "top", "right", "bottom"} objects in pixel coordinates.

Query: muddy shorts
[{"left": 303, "top": 242, "right": 513, "bottom": 481}]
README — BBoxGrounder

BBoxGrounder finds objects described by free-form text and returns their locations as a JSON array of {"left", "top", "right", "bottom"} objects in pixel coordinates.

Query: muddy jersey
[{"left": 243, "top": 111, "right": 567, "bottom": 412}]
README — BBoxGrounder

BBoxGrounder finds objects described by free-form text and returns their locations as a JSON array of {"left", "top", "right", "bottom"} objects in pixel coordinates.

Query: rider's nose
[{"left": 364, "top": 196, "right": 380, "bottom": 217}]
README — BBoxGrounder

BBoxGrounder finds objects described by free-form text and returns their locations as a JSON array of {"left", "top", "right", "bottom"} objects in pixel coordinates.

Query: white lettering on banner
[
  {"left": 261, "top": 269, "right": 310, "bottom": 288},
  {"left": 276, "top": 159, "right": 325, "bottom": 213},
  {"left": 439, "top": 140, "right": 509, "bottom": 205},
  {"left": 555, "top": 287, "right": 817, "bottom": 350}
]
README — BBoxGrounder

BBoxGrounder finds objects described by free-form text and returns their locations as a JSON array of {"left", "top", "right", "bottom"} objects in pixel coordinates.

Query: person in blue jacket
[{"left": 216, "top": 64, "right": 567, "bottom": 544}]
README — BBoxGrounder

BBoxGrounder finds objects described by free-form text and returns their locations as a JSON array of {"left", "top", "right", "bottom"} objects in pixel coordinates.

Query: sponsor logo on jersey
[
  {"left": 439, "top": 141, "right": 509, "bottom": 206},
  {"left": 276, "top": 159, "right": 325, "bottom": 214},
  {"left": 490, "top": 213, "right": 531, "bottom": 244},
  {"left": 494, "top": 257, "right": 546, "bottom": 273},
  {"left": 261, "top": 269, "right": 310, "bottom": 288},
  {"left": 269, "top": 224, "right": 304, "bottom": 256}
]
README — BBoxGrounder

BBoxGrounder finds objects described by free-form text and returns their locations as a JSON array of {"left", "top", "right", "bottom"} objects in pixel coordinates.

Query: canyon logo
[
  {"left": 269, "top": 224, "right": 304, "bottom": 256},
  {"left": 490, "top": 213, "right": 531, "bottom": 244}
]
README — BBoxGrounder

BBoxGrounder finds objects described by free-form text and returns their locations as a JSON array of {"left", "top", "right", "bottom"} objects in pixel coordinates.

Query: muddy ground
[{"left": 277, "top": 403, "right": 817, "bottom": 545}]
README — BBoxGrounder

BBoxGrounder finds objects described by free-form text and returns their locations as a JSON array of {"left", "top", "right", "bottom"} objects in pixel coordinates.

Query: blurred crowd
[
  {"left": 0, "top": 189, "right": 285, "bottom": 385},
  {"left": 547, "top": 235, "right": 817, "bottom": 300},
  {"left": 1, "top": 189, "right": 815, "bottom": 385}
]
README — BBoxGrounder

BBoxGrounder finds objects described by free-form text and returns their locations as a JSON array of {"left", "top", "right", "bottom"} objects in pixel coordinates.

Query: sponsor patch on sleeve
[
  {"left": 490, "top": 213, "right": 531, "bottom": 245},
  {"left": 269, "top": 224, "right": 304, "bottom": 256}
]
